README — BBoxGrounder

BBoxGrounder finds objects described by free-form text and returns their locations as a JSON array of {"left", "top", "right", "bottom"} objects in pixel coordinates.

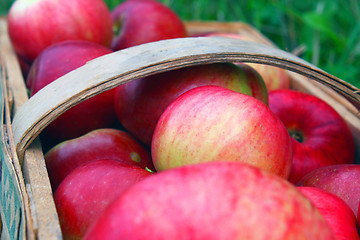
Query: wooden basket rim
[{"left": 10, "top": 36, "right": 360, "bottom": 160}]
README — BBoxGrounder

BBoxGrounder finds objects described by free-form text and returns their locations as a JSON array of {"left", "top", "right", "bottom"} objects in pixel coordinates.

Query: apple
[
  {"left": 17, "top": 54, "right": 31, "bottom": 80},
  {"left": 111, "top": 0, "right": 187, "bottom": 51},
  {"left": 298, "top": 164, "right": 360, "bottom": 216},
  {"left": 151, "top": 85, "right": 292, "bottom": 178},
  {"left": 205, "top": 32, "right": 291, "bottom": 91},
  {"left": 54, "top": 159, "right": 152, "bottom": 240},
  {"left": 268, "top": 89, "right": 355, "bottom": 183},
  {"left": 115, "top": 62, "right": 268, "bottom": 146},
  {"left": 83, "top": 161, "right": 335, "bottom": 240},
  {"left": 45, "top": 128, "right": 154, "bottom": 191},
  {"left": 27, "top": 40, "right": 118, "bottom": 145},
  {"left": 246, "top": 62, "right": 291, "bottom": 90},
  {"left": 7, "top": 0, "right": 113, "bottom": 63},
  {"left": 358, "top": 202, "right": 360, "bottom": 227},
  {"left": 298, "top": 186, "right": 360, "bottom": 240}
]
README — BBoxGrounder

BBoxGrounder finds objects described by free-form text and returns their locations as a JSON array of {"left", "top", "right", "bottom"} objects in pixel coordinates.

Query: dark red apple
[
  {"left": 268, "top": 89, "right": 355, "bottom": 183},
  {"left": 54, "top": 159, "right": 152, "bottom": 239},
  {"left": 115, "top": 62, "right": 268, "bottom": 146},
  {"left": 83, "top": 161, "right": 335, "bottom": 240},
  {"left": 152, "top": 86, "right": 291, "bottom": 178},
  {"left": 17, "top": 54, "right": 31, "bottom": 80},
  {"left": 45, "top": 128, "right": 154, "bottom": 191},
  {"left": 358, "top": 202, "right": 360, "bottom": 227},
  {"left": 111, "top": 0, "right": 187, "bottom": 51},
  {"left": 27, "top": 40, "right": 118, "bottom": 145},
  {"left": 298, "top": 186, "right": 360, "bottom": 240},
  {"left": 298, "top": 164, "right": 360, "bottom": 216},
  {"left": 7, "top": 0, "right": 113, "bottom": 63}
]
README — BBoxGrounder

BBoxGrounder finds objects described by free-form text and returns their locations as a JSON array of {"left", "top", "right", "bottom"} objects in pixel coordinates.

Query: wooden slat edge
[
  {"left": 184, "top": 21, "right": 276, "bottom": 46},
  {"left": 22, "top": 139, "right": 62, "bottom": 240}
]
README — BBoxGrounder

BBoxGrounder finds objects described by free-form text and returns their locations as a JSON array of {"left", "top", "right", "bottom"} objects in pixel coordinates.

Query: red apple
[
  {"left": 298, "top": 164, "right": 360, "bottom": 216},
  {"left": 115, "top": 62, "right": 268, "bottom": 146},
  {"left": 268, "top": 89, "right": 355, "bottom": 183},
  {"left": 357, "top": 201, "right": 360, "bottom": 228},
  {"left": 7, "top": 0, "right": 113, "bottom": 63},
  {"left": 83, "top": 161, "right": 335, "bottom": 240},
  {"left": 298, "top": 186, "right": 360, "bottom": 240},
  {"left": 27, "top": 40, "right": 118, "bottom": 145},
  {"left": 206, "top": 32, "right": 291, "bottom": 90},
  {"left": 111, "top": 0, "right": 187, "bottom": 51},
  {"left": 16, "top": 54, "right": 31, "bottom": 80},
  {"left": 45, "top": 128, "right": 154, "bottom": 191},
  {"left": 54, "top": 159, "right": 152, "bottom": 240},
  {"left": 151, "top": 85, "right": 292, "bottom": 178}
]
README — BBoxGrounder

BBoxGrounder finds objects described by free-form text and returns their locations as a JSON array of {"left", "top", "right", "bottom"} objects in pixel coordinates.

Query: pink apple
[
  {"left": 206, "top": 32, "right": 291, "bottom": 90},
  {"left": 83, "top": 161, "right": 335, "bottom": 240},
  {"left": 298, "top": 164, "right": 360, "bottom": 216},
  {"left": 45, "top": 128, "right": 154, "bottom": 191},
  {"left": 111, "top": 0, "right": 187, "bottom": 51},
  {"left": 7, "top": 0, "right": 113, "bottom": 63},
  {"left": 151, "top": 85, "right": 292, "bottom": 178},
  {"left": 54, "top": 159, "right": 152, "bottom": 239},
  {"left": 27, "top": 40, "right": 118, "bottom": 145},
  {"left": 298, "top": 186, "right": 360, "bottom": 240},
  {"left": 115, "top": 62, "right": 268, "bottom": 146},
  {"left": 269, "top": 89, "right": 355, "bottom": 183}
]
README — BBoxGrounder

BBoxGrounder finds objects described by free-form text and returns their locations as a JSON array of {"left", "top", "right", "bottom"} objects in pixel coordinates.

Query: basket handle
[{"left": 12, "top": 37, "right": 360, "bottom": 160}]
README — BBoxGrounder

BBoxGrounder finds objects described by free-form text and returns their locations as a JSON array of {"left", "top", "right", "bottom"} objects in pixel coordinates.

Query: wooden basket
[{"left": 1, "top": 18, "right": 359, "bottom": 239}]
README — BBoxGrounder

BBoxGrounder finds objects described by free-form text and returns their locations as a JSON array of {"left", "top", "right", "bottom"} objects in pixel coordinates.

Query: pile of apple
[{"left": 7, "top": 0, "right": 360, "bottom": 239}]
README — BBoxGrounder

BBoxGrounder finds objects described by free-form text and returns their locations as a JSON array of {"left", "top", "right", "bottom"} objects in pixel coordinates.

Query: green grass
[{"left": 1, "top": 0, "right": 359, "bottom": 88}]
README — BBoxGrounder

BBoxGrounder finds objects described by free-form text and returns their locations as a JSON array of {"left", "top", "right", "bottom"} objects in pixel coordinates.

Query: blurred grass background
[{"left": 1, "top": 0, "right": 359, "bottom": 87}]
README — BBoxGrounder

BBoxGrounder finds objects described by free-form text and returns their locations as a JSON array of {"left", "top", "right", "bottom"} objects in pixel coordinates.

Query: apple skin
[
  {"left": 357, "top": 201, "right": 360, "bottom": 228},
  {"left": 151, "top": 85, "right": 292, "bottom": 178},
  {"left": 298, "top": 186, "right": 360, "bottom": 240},
  {"left": 16, "top": 54, "right": 31, "bottom": 80},
  {"left": 111, "top": 0, "right": 187, "bottom": 51},
  {"left": 268, "top": 89, "right": 355, "bottom": 183},
  {"left": 54, "top": 159, "right": 152, "bottom": 240},
  {"left": 7, "top": 0, "right": 113, "bottom": 63},
  {"left": 83, "top": 161, "right": 335, "bottom": 240},
  {"left": 297, "top": 164, "right": 360, "bottom": 216},
  {"left": 115, "top": 62, "right": 268, "bottom": 146},
  {"left": 246, "top": 62, "right": 291, "bottom": 90},
  {"left": 205, "top": 32, "right": 291, "bottom": 91},
  {"left": 45, "top": 128, "right": 154, "bottom": 191},
  {"left": 27, "top": 40, "right": 118, "bottom": 144},
  {"left": 358, "top": 202, "right": 360, "bottom": 227}
]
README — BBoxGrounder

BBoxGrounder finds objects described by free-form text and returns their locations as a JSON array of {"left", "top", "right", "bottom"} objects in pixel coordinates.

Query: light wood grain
[{"left": 10, "top": 36, "right": 360, "bottom": 160}]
